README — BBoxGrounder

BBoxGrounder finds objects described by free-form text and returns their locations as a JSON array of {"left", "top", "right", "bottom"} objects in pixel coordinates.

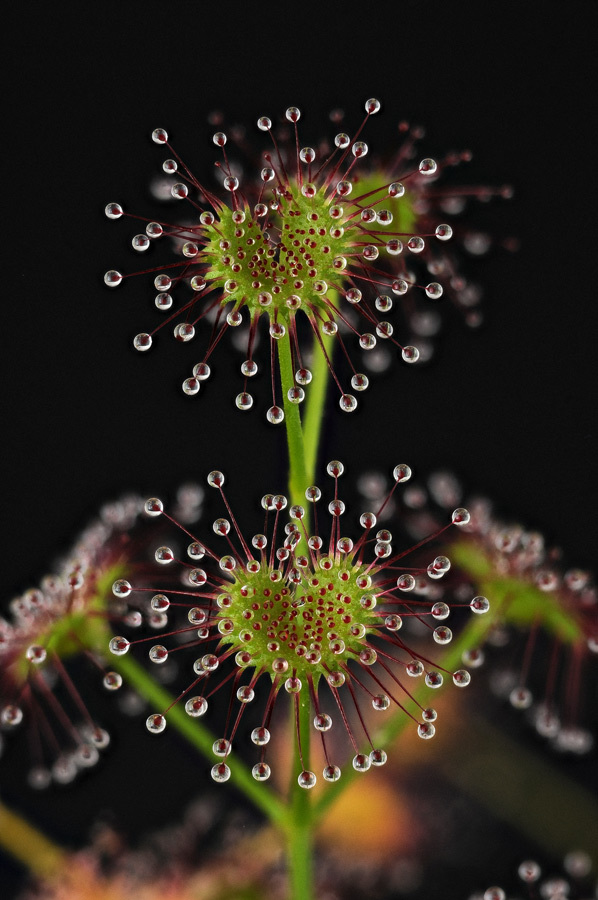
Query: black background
[{"left": 2, "top": 4, "right": 597, "bottom": 897}]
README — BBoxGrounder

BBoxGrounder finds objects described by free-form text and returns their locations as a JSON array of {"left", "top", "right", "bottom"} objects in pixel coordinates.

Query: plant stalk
[
  {"left": 287, "top": 691, "right": 314, "bottom": 900},
  {"left": 0, "top": 797, "right": 65, "bottom": 877},
  {"left": 302, "top": 328, "right": 335, "bottom": 485}
]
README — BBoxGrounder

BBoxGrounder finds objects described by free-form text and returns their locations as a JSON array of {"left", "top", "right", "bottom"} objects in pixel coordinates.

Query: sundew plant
[{"left": 1, "top": 98, "right": 596, "bottom": 900}]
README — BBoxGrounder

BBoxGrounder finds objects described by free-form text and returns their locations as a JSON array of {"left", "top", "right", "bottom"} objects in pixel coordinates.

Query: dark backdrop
[{"left": 2, "top": 4, "right": 597, "bottom": 897}]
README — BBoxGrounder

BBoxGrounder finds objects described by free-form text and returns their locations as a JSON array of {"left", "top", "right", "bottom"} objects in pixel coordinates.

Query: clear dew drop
[
  {"left": 109, "top": 636, "right": 130, "bottom": 656},
  {"left": 182, "top": 241, "right": 199, "bottom": 258},
  {"left": 174, "top": 323, "right": 195, "bottom": 342},
  {"left": 190, "top": 275, "right": 207, "bottom": 292},
  {"left": 359, "top": 647, "right": 377, "bottom": 666},
  {"left": 185, "top": 696, "right": 208, "bottom": 717},
  {"left": 105, "top": 202, "right": 123, "bottom": 219},
  {"left": 26, "top": 645, "right": 47, "bottom": 664},
  {"left": 425, "top": 671, "right": 444, "bottom": 688},
  {"left": 298, "top": 770, "right": 317, "bottom": 789},
  {"left": 518, "top": 861, "right": 541, "bottom": 883},
  {"left": 462, "top": 648, "right": 485, "bottom": 668},
  {"left": 452, "top": 507, "right": 471, "bottom": 525},
  {"left": 339, "top": 394, "right": 357, "bottom": 413},
  {"left": 327, "top": 671, "right": 345, "bottom": 688},
  {"left": 370, "top": 749, "right": 387, "bottom": 766},
  {"left": 376, "top": 321, "right": 393, "bottom": 339},
  {"left": 393, "top": 464, "right": 412, "bottom": 483},
  {"left": 373, "top": 693, "right": 391, "bottom": 711},
  {"left": 402, "top": 345, "right": 420, "bottom": 363},
  {"left": 352, "top": 753, "right": 371, "bottom": 772},
  {"left": 359, "top": 333, "right": 377, "bottom": 350},
  {"left": 212, "top": 738, "right": 231, "bottom": 757},
  {"left": 133, "top": 332, "right": 152, "bottom": 352},
  {"left": 407, "top": 237, "right": 425, "bottom": 253},
  {"left": 187, "top": 606, "right": 208, "bottom": 625},
  {"left": 266, "top": 406, "right": 284, "bottom": 425},
  {"left": 288, "top": 387, "right": 305, "bottom": 404},
  {"left": 103, "top": 671, "right": 122, "bottom": 691},
  {"left": 150, "top": 594, "right": 170, "bottom": 612},
  {"left": 171, "top": 183, "right": 188, "bottom": 200},
  {"left": 155, "top": 546, "right": 174, "bottom": 565},
  {"left": 252, "top": 762, "right": 271, "bottom": 781},
  {"left": 237, "top": 686, "right": 255, "bottom": 703},
  {"left": 75, "top": 742, "right": 100, "bottom": 768},
  {"left": 314, "top": 713, "right": 332, "bottom": 732},
  {"left": 327, "top": 460, "right": 344, "bottom": 477},
  {"left": 435, "top": 223, "right": 453, "bottom": 241},
  {"left": 241, "top": 359, "right": 258, "bottom": 377},
  {"left": 132, "top": 234, "right": 150, "bottom": 252},
  {"left": 154, "top": 274, "right": 172, "bottom": 291},
  {"left": 419, "top": 158, "right": 438, "bottom": 175},
  {"left": 52, "top": 756, "right": 78, "bottom": 785},
  {"left": 433, "top": 626, "right": 453, "bottom": 645},
  {"left": 417, "top": 722, "right": 436, "bottom": 740},
  {"left": 384, "top": 614, "right": 402, "bottom": 631},
  {"left": 285, "top": 676, "right": 302, "bottom": 693},
  {"left": 425, "top": 282, "right": 443, "bottom": 299},
  {"left": 386, "top": 239, "right": 403, "bottom": 256},
  {"left": 335, "top": 133, "right": 350, "bottom": 149},
  {"left": 149, "top": 645, "right": 168, "bottom": 664},
  {"left": 397, "top": 574, "right": 416, "bottom": 592},
  {"left": 251, "top": 726, "right": 271, "bottom": 745},
  {"left": 193, "top": 363, "right": 211, "bottom": 381},
  {"left": 104, "top": 270, "right": 122, "bottom": 288},
  {"left": 431, "top": 602, "right": 450, "bottom": 620},
  {"left": 407, "top": 660, "right": 424, "bottom": 677},
  {"left": 182, "top": 377, "right": 200, "bottom": 396},
  {"left": 152, "top": 128, "right": 168, "bottom": 144},
  {"left": 155, "top": 292, "right": 172, "bottom": 310},
  {"left": 392, "top": 279, "right": 409, "bottom": 296},
  {"left": 144, "top": 497, "right": 163, "bottom": 516},
  {"left": 483, "top": 889, "right": 505, "bottom": 900},
  {"left": 146, "top": 714, "right": 166, "bottom": 733},
  {"left": 388, "top": 182, "right": 405, "bottom": 198},
  {"left": 453, "top": 669, "right": 471, "bottom": 687},
  {"left": 211, "top": 763, "right": 231, "bottom": 783},
  {"left": 323, "top": 765, "right": 341, "bottom": 782},
  {"left": 510, "top": 686, "right": 532, "bottom": 709},
  {"left": 236, "top": 392, "right": 253, "bottom": 410},
  {"left": 470, "top": 595, "right": 490, "bottom": 614},
  {"left": 1, "top": 705, "right": 23, "bottom": 727},
  {"left": 295, "top": 367, "right": 312, "bottom": 385}
]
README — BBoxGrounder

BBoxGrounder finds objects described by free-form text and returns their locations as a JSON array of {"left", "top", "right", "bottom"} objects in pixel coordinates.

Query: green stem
[
  {"left": 279, "top": 322, "right": 334, "bottom": 900},
  {"left": 440, "top": 716, "right": 598, "bottom": 858},
  {"left": 278, "top": 331, "right": 308, "bottom": 512},
  {"left": 287, "top": 690, "right": 314, "bottom": 900},
  {"left": 112, "top": 654, "right": 287, "bottom": 828},
  {"left": 302, "top": 328, "right": 336, "bottom": 485},
  {"left": 0, "top": 797, "right": 65, "bottom": 877}
]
